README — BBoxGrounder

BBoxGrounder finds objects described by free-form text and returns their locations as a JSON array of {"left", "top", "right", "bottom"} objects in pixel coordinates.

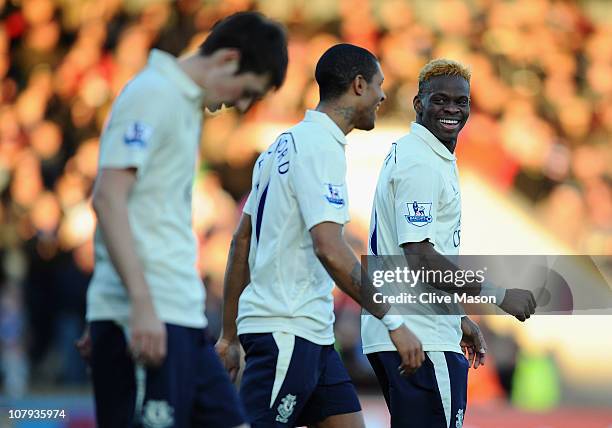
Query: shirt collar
[
  {"left": 303, "top": 110, "right": 347, "bottom": 145},
  {"left": 148, "top": 49, "right": 204, "bottom": 104},
  {"left": 409, "top": 122, "right": 456, "bottom": 161}
]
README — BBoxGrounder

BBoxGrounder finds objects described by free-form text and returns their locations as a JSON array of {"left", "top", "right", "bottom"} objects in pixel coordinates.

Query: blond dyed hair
[{"left": 418, "top": 59, "right": 471, "bottom": 94}]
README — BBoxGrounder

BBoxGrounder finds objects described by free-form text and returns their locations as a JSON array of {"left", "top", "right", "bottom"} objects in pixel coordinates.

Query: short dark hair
[
  {"left": 199, "top": 12, "right": 288, "bottom": 89},
  {"left": 315, "top": 44, "right": 379, "bottom": 101}
]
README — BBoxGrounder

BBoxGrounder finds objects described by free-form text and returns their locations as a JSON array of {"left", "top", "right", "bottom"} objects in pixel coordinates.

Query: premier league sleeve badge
[{"left": 405, "top": 201, "right": 433, "bottom": 227}]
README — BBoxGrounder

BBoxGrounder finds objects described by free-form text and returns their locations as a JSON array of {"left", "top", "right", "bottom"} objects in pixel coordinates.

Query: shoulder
[
  {"left": 395, "top": 134, "right": 433, "bottom": 162},
  {"left": 292, "top": 123, "right": 343, "bottom": 160},
  {"left": 116, "top": 68, "right": 175, "bottom": 109}
]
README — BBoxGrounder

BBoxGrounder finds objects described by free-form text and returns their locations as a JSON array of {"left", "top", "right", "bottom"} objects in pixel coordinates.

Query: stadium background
[{"left": 0, "top": 0, "right": 611, "bottom": 426}]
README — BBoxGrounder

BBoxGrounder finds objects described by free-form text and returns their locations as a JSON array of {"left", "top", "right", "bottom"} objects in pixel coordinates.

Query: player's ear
[
  {"left": 352, "top": 74, "right": 366, "bottom": 96},
  {"left": 413, "top": 94, "right": 422, "bottom": 114},
  {"left": 211, "top": 48, "right": 241, "bottom": 74}
]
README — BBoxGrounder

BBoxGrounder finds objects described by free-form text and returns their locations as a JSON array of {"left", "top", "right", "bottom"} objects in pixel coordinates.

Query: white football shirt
[
  {"left": 237, "top": 110, "right": 350, "bottom": 345},
  {"left": 87, "top": 49, "right": 207, "bottom": 328},
  {"left": 361, "top": 122, "right": 463, "bottom": 354}
]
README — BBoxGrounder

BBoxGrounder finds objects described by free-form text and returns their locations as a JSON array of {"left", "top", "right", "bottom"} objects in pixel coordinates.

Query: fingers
[
  {"left": 130, "top": 331, "right": 166, "bottom": 367},
  {"left": 129, "top": 332, "right": 147, "bottom": 363},
  {"left": 463, "top": 344, "right": 486, "bottom": 369},
  {"left": 472, "top": 329, "right": 485, "bottom": 352},
  {"left": 148, "top": 331, "right": 166, "bottom": 367},
  {"left": 216, "top": 341, "right": 241, "bottom": 381},
  {"left": 399, "top": 348, "right": 425, "bottom": 376},
  {"left": 75, "top": 332, "right": 92, "bottom": 360},
  {"left": 412, "top": 346, "right": 425, "bottom": 369},
  {"left": 521, "top": 291, "right": 537, "bottom": 320},
  {"left": 408, "top": 349, "right": 417, "bottom": 370},
  {"left": 228, "top": 367, "right": 238, "bottom": 383},
  {"left": 467, "top": 346, "right": 475, "bottom": 367},
  {"left": 214, "top": 340, "right": 227, "bottom": 356},
  {"left": 475, "top": 352, "right": 486, "bottom": 369},
  {"left": 527, "top": 294, "right": 536, "bottom": 315},
  {"left": 476, "top": 331, "right": 487, "bottom": 368},
  {"left": 472, "top": 332, "right": 487, "bottom": 369},
  {"left": 75, "top": 327, "right": 92, "bottom": 358}
]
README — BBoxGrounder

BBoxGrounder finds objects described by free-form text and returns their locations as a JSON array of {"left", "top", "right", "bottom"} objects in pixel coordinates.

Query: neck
[
  {"left": 415, "top": 119, "right": 457, "bottom": 153},
  {"left": 178, "top": 53, "right": 207, "bottom": 88},
  {"left": 177, "top": 53, "right": 214, "bottom": 107},
  {"left": 316, "top": 101, "right": 355, "bottom": 135},
  {"left": 439, "top": 139, "right": 456, "bottom": 153}
]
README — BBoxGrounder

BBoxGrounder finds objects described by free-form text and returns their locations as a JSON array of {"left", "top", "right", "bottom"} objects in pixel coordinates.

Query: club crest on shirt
[
  {"left": 324, "top": 183, "right": 345, "bottom": 208},
  {"left": 276, "top": 394, "right": 297, "bottom": 423},
  {"left": 405, "top": 201, "right": 432, "bottom": 227},
  {"left": 455, "top": 408, "right": 464, "bottom": 428},
  {"left": 124, "top": 121, "right": 153, "bottom": 148},
  {"left": 141, "top": 400, "right": 174, "bottom": 428}
]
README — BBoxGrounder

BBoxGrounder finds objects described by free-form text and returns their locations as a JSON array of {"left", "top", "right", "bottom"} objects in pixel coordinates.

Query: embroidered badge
[
  {"left": 405, "top": 201, "right": 432, "bottom": 227},
  {"left": 141, "top": 400, "right": 174, "bottom": 428},
  {"left": 324, "top": 183, "right": 345, "bottom": 208},
  {"left": 455, "top": 408, "right": 464, "bottom": 428},
  {"left": 276, "top": 394, "right": 297, "bottom": 423},
  {"left": 124, "top": 121, "right": 153, "bottom": 148}
]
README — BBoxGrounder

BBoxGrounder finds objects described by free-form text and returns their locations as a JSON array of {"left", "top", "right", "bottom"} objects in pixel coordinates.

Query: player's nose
[{"left": 444, "top": 103, "right": 460, "bottom": 114}]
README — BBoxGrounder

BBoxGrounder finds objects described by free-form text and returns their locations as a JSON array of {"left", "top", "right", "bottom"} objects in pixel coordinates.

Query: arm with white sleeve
[{"left": 394, "top": 162, "right": 536, "bottom": 321}]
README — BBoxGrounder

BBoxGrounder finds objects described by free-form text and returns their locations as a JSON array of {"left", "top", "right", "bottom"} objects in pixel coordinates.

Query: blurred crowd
[{"left": 0, "top": 0, "right": 610, "bottom": 399}]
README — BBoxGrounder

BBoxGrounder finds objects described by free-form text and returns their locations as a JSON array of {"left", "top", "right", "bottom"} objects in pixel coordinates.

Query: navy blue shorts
[
  {"left": 367, "top": 351, "right": 469, "bottom": 428},
  {"left": 239, "top": 332, "right": 361, "bottom": 427},
  {"left": 90, "top": 321, "right": 246, "bottom": 428}
]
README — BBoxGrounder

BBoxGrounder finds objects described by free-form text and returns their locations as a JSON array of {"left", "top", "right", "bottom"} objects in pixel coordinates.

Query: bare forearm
[
  {"left": 316, "top": 239, "right": 390, "bottom": 319},
  {"left": 221, "top": 235, "right": 251, "bottom": 341},
  {"left": 402, "top": 242, "right": 482, "bottom": 296},
  {"left": 94, "top": 196, "right": 152, "bottom": 306}
]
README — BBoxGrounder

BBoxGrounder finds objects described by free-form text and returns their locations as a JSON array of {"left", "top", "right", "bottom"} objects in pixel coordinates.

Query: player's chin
[
  {"left": 355, "top": 114, "right": 377, "bottom": 131},
  {"left": 439, "top": 121, "right": 466, "bottom": 138}
]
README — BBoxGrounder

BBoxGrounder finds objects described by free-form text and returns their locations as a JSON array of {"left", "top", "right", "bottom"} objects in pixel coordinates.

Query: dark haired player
[
  {"left": 216, "top": 43, "right": 423, "bottom": 428},
  {"left": 80, "top": 12, "right": 288, "bottom": 428},
  {"left": 363, "top": 59, "right": 536, "bottom": 427}
]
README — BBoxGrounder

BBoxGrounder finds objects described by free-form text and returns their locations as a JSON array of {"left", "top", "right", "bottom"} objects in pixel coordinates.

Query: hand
[
  {"left": 129, "top": 299, "right": 167, "bottom": 367},
  {"left": 460, "top": 317, "right": 486, "bottom": 369},
  {"left": 75, "top": 325, "right": 92, "bottom": 361},
  {"left": 389, "top": 324, "right": 425, "bottom": 376},
  {"left": 498, "top": 288, "right": 537, "bottom": 322},
  {"left": 215, "top": 337, "right": 242, "bottom": 382}
]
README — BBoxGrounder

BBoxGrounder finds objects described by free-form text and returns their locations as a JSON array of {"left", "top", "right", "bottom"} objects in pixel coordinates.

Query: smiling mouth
[{"left": 439, "top": 118, "right": 461, "bottom": 130}]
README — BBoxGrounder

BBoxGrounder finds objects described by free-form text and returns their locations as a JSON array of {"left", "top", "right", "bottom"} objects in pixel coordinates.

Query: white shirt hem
[
  {"left": 87, "top": 311, "right": 207, "bottom": 329},
  {"left": 362, "top": 342, "right": 462, "bottom": 354},
  {"left": 237, "top": 320, "right": 334, "bottom": 346}
]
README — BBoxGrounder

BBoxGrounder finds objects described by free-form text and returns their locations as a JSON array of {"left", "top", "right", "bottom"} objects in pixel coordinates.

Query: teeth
[{"left": 440, "top": 119, "right": 459, "bottom": 124}]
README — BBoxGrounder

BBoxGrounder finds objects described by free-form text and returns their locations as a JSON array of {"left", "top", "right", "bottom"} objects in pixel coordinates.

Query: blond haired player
[{"left": 362, "top": 59, "right": 536, "bottom": 427}]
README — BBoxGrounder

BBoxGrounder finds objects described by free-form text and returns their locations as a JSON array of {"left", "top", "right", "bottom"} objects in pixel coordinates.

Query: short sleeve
[
  {"left": 243, "top": 190, "right": 255, "bottom": 216},
  {"left": 291, "top": 148, "right": 350, "bottom": 230},
  {"left": 98, "top": 83, "right": 167, "bottom": 176},
  {"left": 243, "top": 151, "right": 267, "bottom": 216},
  {"left": 394, "top": 162, "right": 442, "bottom": 246}
]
